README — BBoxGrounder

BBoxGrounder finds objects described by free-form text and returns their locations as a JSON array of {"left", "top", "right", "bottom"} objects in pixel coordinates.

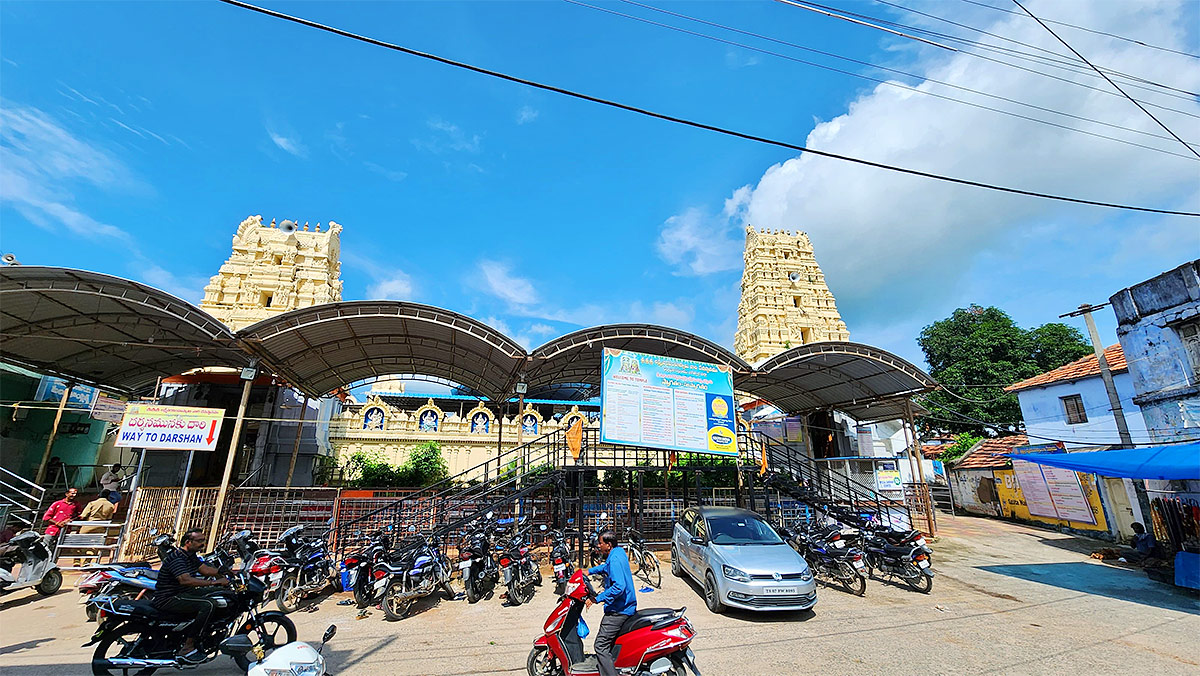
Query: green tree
[
  {"left": 937, "top": 432, "right": 983, "bottom": 463},
  {"left": 917, "top": 305, "right": 1091, "bottom": 435},
  {"left": 341, "top": 441, "right": 449, "bottom": 487}
]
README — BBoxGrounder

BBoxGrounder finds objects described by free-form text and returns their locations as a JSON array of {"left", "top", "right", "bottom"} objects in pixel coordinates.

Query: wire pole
[{"left": 1060, "top": 303, "right": 1135, "bottom": 448}]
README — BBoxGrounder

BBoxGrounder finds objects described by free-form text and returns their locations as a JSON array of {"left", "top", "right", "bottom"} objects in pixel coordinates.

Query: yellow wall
[{"left": 994, "top": 468, "right": 1108, "bottom": 532}]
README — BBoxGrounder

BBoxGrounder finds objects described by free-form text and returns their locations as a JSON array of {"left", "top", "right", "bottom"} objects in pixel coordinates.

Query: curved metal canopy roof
[
  {"left": 736, "top": 342, "right": 936, "bottom": 423},
  {"left": 525, "top": 324, "right": 752, "bottom": 394},
  {"left": 236, "top": 301, "right": 526, "bottom": 401},
  {"left": 1, "top": 267, "right": 936, "bottom": 421},
  {"left": 0, "top": 267, "right": 247, "bottom": 393}
]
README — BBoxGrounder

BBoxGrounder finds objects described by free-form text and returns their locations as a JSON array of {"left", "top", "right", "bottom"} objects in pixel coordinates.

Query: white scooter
[
  {"left": 219, "top": 624, "right": 337, "bottom": 676},
  {"left": 0, "top": 530, "right": 63, "bottom": 597}
]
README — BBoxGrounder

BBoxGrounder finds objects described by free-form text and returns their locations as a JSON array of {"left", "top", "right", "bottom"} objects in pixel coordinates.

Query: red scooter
[{"left": 527, "top": 569, "right": 701, "bottom": 676}]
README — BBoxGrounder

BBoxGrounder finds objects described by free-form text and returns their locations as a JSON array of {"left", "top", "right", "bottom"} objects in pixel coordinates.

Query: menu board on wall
[
  {"left": 600, "top": 348, "right": 737, "bottom": 457},
  {"left": 1011, "top": 444, "right": 1096, "bottom": 525}
]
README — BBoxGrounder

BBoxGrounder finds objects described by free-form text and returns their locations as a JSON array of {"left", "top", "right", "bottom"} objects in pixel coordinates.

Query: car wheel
[
  {"left": 703, "top": 570, "right": 725, "bottom": 614},
  {"left": 671, "top": 546, "right": 683, "bottom": 578}
]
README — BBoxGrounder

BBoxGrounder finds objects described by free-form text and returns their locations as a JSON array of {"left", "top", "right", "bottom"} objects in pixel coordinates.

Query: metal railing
[{"left": 0, "top": 465, "right": 46, "bottom": 532}]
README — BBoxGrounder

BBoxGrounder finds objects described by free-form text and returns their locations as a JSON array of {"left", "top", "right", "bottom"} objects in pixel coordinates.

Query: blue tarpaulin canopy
[{"left": 1004, "top": 442, "right": 1200, "bottom": 480}]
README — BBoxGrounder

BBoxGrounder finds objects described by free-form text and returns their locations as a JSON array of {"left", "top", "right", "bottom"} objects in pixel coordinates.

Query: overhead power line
[
  {"left": 774, "top": 0, "right": 954, "bottom": 50},
  {"left": 590, "top": 0, "right": 1199, "bottom": 160},
  {"left": 1012, "top": 0, "right": 1200, "bottom": 160},
  {"left": 216, "top": 0, "right": 1200, "bottom": 217},
  {"left": 775, "top": 0, "right": 1200, "bottom": 110},
  {"left": 958, "top": 0, "right": 1200, "bottom": 60}
]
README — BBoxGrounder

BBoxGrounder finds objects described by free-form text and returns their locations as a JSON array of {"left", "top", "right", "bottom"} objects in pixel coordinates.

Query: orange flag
[
  {"left": 567, "top": 418, "right": 583, "bottom": 460},
  {"left": 758, "top": 449, "right": 769, "bottom": 477}
]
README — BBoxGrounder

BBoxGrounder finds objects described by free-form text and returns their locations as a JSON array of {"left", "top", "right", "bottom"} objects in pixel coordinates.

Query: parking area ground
[{"left": 1, "top": 515, "right": 1197, "bottom": 675}]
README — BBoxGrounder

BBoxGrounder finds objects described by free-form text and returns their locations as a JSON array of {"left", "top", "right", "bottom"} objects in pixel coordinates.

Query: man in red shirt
[{"left": 42, "top": 488, "right": 79, "bottom": 540}]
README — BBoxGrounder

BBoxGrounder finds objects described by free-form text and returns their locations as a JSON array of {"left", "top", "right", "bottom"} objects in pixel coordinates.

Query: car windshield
[{"left": 706, "top": 515, "right": 784, "bottom": 546}]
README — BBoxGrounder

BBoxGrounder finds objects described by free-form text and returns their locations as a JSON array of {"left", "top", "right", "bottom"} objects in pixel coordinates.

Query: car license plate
[
  {"left": 852, "top": 560, "right": 865, "bottom": 569},
  {"left": 459, "top": 560, "right": 472, "bottom": 570},
  {"left": 917, "top": 559, "right": 930, "bottom": 569},
  {"left": 763, "top": 586, "right": 797, "bottom": 595},
  {"left": 553, "top": 564, "right": 565, "bottom": 573}
]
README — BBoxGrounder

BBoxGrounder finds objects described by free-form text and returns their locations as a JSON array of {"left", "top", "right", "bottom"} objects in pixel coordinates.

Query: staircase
[
  {"left": 0, "top": 465, "right": 45, "bottom": 534},
  {"left": 334, "top": 426, "right": 915, "bottom": 556}
]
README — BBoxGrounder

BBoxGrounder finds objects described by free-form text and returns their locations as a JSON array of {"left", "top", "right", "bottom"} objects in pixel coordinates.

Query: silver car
[{"left": 671, "top": 506, "right": 817, "bottom": 613}]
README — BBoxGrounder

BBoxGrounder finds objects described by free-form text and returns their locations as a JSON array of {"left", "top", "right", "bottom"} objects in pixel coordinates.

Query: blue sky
[{"left": 2, "top": 0, "right": 1198, "bottom": 382}]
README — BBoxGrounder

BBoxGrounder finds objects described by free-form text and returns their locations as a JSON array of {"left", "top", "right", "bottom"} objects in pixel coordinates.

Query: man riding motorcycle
[{"left": 150, "top": 528, "right": 230, "bottom": 662}]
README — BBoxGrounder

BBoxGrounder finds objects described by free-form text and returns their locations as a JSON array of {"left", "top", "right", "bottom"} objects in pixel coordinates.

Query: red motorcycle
[{"left": 527, "top": 569, "right": 701, "bottom": 676}]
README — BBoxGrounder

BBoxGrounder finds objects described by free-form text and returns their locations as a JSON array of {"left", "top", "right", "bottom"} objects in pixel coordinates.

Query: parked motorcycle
[
  {"left": 0, "top": 530, "right": 62, "bottom": 597},
  {"left": 77, "top": 562, "right": 156, "bottom": 621},
  {"left": 861, "top": 530, "right": 934, "bottom": 593},
  {"left": 546, "top": 521, "right": 575, "bottom": 597},
  {"left": 271, "top": 526, "right": 335, "bottom": 614},
  {"left": 458, "top": 511, "right": 501, "bottom": 603},
  {"left": 527, "top": 569, "right": 700, "bottom": 676},
  {"left": 340, "top": 526, "right": 393, "bottom": 609},
  {"left": 500, "top": 523, "right": 543, "bottom": 606},
  {"left": 86, "top": 566, "right": 297, "bottom": 674},
  {"left": 379, "top": 529, "right": 456, "bottom": 621},
  {"left": 789, "top": 523, "right": 867, "bottom": 596}
]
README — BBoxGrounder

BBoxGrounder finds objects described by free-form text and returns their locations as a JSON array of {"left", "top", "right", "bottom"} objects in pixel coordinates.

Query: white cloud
[
  {"left": 0, "top": 104, "right": 135, "bottom": 243},
  {"left": 527, "top": 323, "right": 557, "bottom": 337},
  {"left": 413, "top": 118, "right": 482, "bottom": 153},
  {"left": 367, "top": 272, "right": 415, "bottom": 300},
  {"left": 672, "top": 0, "right": 1200, "bottom": 323},
  {"left": 477, "top": 261, "right": 539, "bottom": 305},
  {"left": 268, "top": 129, "right": 307, "bottom": 158},
  {"left": 516, "top": 105, "right": 539, "bottom": 124},
  {"left": 364, "top": 161, "right": 408, "bottom": 182},
  {"left": 656, "top": 186, "right": 751, "bottom": 276},
  {"left": 142, "top": 265, "right": 206, "bottom": 304}
]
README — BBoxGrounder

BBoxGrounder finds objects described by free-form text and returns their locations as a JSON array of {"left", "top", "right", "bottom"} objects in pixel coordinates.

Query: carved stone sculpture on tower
[
  {"left": 734, "top": 225, "right": 849, "bottom": 365},
  {"left": 201, "top": 215, "right": 344, "bottom": 331}
]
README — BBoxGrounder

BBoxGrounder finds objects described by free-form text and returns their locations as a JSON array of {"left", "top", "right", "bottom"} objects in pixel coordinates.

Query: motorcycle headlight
[
  {"left": 721, "top": 565, "right": 751, "bottom": 583},
  {"left": 263, "top": 660, "right": 324, "bottom": 676}
]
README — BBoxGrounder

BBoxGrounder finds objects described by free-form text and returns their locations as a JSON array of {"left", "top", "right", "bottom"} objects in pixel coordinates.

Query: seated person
[
  {"left": 1128, "top": 522, "right": 1157, "bottom": 561},
  {"left": 150, "top": 528, "right": 230, "bottom": 662}
]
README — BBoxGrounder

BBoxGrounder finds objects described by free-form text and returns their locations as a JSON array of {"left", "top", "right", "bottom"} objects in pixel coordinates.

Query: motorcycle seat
[
  {"left": 113, "top": 598, "right": 170, "bottom": 619},
  {"left": 127, "top": 569, "right": 158, "bottom": 580},
  {"left": 375, "top": 562, "right": 409, "bottom": 574},
  {"left": 619, "top": 608, "right": 677, "bottom": 635},
  {"left": 882, "top": 544, "right": 914, "bottom": 556}
]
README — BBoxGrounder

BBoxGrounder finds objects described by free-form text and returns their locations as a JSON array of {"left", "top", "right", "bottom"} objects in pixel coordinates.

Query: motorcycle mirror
[
  {"left": 322, "top": 625, "right": 337, "bottom": 643},
  {"left": 149, "top": 528, "right": 158, "bottom": 536},
  {"left": 539, "top": 525, "right": 547, "bottom": 531},
  {"left": 217, "top": 634, "right": 254, "bottom": 656},
  {"left": 567, "top": 518, "right": 575, "bottom": 524},
  {"left": 386, "top": 525, "right": 394, "bottom": 531},
  {"left": 486, "top": 511, "right": 494, "bottom": 519},
  {"left": 600, "top": 512, "right": 608, "bottom": 520},
  {"left": 408, "top": 525, "right": 416, "bottom": 532}
]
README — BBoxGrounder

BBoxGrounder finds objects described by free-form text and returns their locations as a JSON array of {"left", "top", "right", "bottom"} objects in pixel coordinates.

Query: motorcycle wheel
[
  {"left": 532, "top": 564, "right": 543, "bottom": 587},
  {"left": 35, "top": 569, "right": 63, "bottom": 596},
  {"left": 845, "top": 573, "right": 868, "bottom": 596},
  {"left": 465, "top": 577, "right": 483, "bottom": 603},
  {"left": 275, "top": 574, "right": 302, "bottom": 614},
  {"left": 907, "top": 568, "right": 934, "bottom": 594},
  {"left": 527, "top": 646, "right": 561, "bottom": 676},
  {"left": 239, "top": 611, "right": 298, "bottom": 652},
  {"left": 382, "top": 583, "right": 415, "bottom": 620},
  {"left": 639, "top": 551, "right": 661, "bottom": 589},
  {"left": 353, "top": 581, "right": 373, "bottom": 608},
  {"left": 508, "top": 579, "right": 534, "bottom": 606},
  {"left": 91, "top": 624, "right": 160, "bottom": 676}
]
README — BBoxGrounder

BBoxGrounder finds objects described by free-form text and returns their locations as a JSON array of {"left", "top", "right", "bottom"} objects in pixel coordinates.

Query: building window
[
  {"left": 1178, "top": 320, "right": 1200, "bottom": 376},
  {"left": 1061, "top": 394, "right": 1087, "bottom": 424}
]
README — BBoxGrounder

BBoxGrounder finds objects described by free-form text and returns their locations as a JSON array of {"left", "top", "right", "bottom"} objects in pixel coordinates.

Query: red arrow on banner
[{"left": 206, "top": 420, "right": 217, "bottom": 444}]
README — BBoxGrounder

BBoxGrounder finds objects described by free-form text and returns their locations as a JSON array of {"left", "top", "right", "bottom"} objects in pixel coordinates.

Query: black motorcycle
[
  {"left": 545, "top": 521, "right": 575, "bottom": 597},
  {"left": 87, "top": 566, "right": 296, "bottom": 675},
  {"left": 341, "top": 526, "right": 393, "bottom": 609},
  {"left": 458, "top": 511, "right": 501, "bottom": 604},
  {"left": 862, "top": 529, "right": 934, "bottom": 593},
  {"left": 789, "top": 523, "right": 867, "bottom": 596},
  {"left": 271, "top": 526, "right": 335, "bottom": 614},
  {"left": 378, "top": 530, "right": 456, "bottom": 621},
  {"left": 499, "top": 523, "right": 543, "bottom": 606}
]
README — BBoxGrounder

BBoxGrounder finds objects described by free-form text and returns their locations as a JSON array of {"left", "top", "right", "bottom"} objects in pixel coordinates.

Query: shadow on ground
[{"left": 978, "top": 562, "right": 1199, "bottom": 614}]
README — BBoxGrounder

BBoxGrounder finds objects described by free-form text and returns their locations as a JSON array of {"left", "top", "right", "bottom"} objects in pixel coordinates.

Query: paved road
[{"left": 1, "top": 515, "right": 1196, "bottom": 675}]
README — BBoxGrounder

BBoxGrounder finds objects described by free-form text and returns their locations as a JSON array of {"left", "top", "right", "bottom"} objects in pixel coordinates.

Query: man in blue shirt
[{"left": 586, "top": 529, "right": 636, "bottom": 676}]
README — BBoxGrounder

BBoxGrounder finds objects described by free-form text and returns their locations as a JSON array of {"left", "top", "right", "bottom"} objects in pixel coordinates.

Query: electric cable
[
  {"left": 598, "top": 0, "right": 1199, "bottom": 156},
  {"left": 957, "top": 0, "right": 1200, "bottom": 60},
  {"left": 918, "top": 399, "right": 1198, "bottom": 446},
  {"left": 774, "top": 0, "right": 1200, "bottom": 110},
  {"left": 215, "top": 0, "right": 1200, "bottom": 217},
  {"left": 873, "top": 0, "right": 1200, "bottom": 97},
  {"left": 1012, "top": 0, "right": 1199, "bottom": 160}
]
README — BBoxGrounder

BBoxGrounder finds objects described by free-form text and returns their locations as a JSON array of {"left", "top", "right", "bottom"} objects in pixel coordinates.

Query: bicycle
[{"left": 624, "top": 528, "right": 661, "bottom": 589}]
